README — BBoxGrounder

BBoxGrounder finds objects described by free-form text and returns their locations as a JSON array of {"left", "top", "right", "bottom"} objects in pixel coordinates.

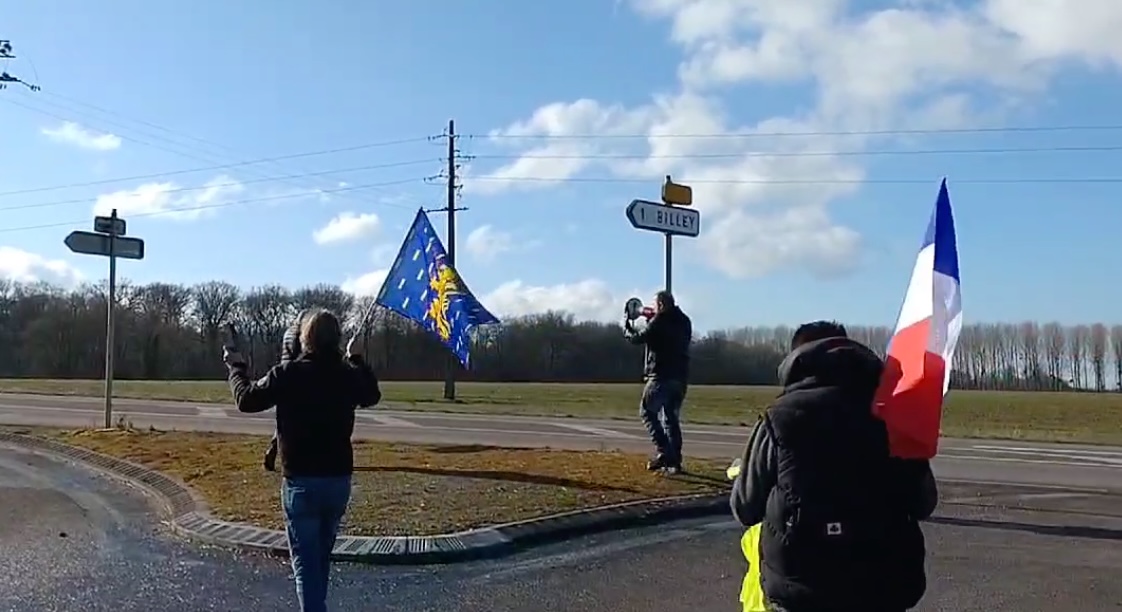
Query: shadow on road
[
  {"left": 353, "top": 465, "right": 644, "bottom": 493},
  {"left": 426, "top": 444, "right": 499, "bottom": 454},
  {"left": 928, "top": 515, "right": 1122, "bottom": 541}
]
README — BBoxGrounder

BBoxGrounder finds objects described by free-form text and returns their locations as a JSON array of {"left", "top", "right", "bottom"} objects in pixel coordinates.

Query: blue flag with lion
[{"left": 375, "top": 208, "right": 500, "bottom": 367}]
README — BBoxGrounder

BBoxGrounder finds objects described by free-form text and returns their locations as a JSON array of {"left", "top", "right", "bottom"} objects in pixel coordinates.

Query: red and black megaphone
[{"left": 624, "top": 297, "right": 655, "bottom": 321}]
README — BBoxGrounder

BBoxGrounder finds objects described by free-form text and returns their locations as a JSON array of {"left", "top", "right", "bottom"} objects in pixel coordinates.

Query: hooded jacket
[
  {"left": 730, "top": 336, "right": 937, "bottom": 612},
  {"left": 280, "top": 309, "right": 312, "bottom": 364}
]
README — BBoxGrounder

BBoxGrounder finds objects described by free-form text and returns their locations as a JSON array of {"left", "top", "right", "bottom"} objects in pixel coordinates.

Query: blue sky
[{"left": 3, "top": 0, "right": 1122, "bottom": 331}]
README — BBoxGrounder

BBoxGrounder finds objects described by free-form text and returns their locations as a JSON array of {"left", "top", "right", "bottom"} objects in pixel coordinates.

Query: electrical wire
[
  {"left": 468, "top": 124, "right": 1122, "bottom": 140},
  {"left": 0, "top": 159, "right": 438, "bottom": 213},
  {"left": 468, "top": 144, "right": 1122, "bottom": 161},
  {"left": 1, "top": 94, "right": 432, "bottom": 197},
  {"left": 0, "top": 176, "right": 430, "bottom": 235}
]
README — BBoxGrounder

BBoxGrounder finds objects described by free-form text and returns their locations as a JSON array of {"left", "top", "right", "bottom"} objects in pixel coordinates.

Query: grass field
[
  {"left": 2, "top": 379, "right": 1122, "bottom": 444},
  {"left": 26, "top": 428, "right": 724, "bottom": 536}
]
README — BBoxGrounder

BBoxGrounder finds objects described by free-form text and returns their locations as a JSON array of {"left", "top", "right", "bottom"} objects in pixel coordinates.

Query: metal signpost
[
  {"left": 64, "top": 209, "right": 145, "bottom": 429},
  {"left": 624, "top": 176, "right": 699, "bottom": 293}
]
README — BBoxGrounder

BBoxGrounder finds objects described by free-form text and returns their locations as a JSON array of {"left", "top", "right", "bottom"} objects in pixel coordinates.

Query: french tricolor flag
[{"left": 875, "top": 179, "right": 962, "bottom": 459}]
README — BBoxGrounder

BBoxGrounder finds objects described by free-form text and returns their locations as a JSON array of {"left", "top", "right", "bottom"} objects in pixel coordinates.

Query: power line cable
[
  {"left": 0, "top": 102, "right": 430, "bottom": 197},
  {"left": 0, "top": 159, "right": 437, "bottom": 213},
  {"left": 468, "top": 124, "right": 1122, "bottom": 140},
  {"left": 2, "top": 95, "right": 432, "bottom": 200},
  {"left": 33, "top": 89, "right": 435, "bottom": 205},
  {"left": 469, "top": 144, "right": 1122, "bottom": 161},
  {"left": 0, "top": 176, "right": 430, "bottom": 235}
]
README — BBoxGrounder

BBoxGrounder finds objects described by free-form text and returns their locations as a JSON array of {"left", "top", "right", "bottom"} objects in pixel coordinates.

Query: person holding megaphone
[
  {"left": 224, "top": 308, "right": 381, "bottom": 612},
  {"left": 622, "top": 290, "right": 693, "bottom": 473}
]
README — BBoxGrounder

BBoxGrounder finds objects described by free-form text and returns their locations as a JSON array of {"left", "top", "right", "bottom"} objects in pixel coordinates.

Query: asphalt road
[
  {"left": 4, "top": 444, "right": 1121, "bottom": 611},
  {"left": 1, "top": 392, "right": 1120, "bottom": 490}
]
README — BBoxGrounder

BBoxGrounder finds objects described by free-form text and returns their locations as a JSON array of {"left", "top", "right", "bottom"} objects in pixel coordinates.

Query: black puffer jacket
[{"left": 730, "top": 336, "right": 937, "bottom": 612}]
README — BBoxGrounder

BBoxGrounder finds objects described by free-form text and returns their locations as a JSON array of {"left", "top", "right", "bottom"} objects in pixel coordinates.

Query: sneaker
[
  {"left": 263, "top": 443, "right": 278, "bottom": 472},
  {"left": 646, "top": 454, "right": 669, "bottom": 471}
]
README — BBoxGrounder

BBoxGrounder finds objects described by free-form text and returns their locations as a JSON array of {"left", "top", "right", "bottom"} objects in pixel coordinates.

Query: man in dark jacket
[
  {"left": 264, "top": 309, "right": 312, "bottom": 472},
  {"left": 623, "top": 290, "right": 693, "bottom": 473},
  {"left": 730, "top": 321, "right": 938, "bottom": 612}
]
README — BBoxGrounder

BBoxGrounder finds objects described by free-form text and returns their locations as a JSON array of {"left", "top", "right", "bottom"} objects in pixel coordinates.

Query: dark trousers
[
  {"left": 640, "top": 378, "right": 687, "bottom": 462},
  {"left": 282, "top": 475, "right": 352, "bottom": 612}
]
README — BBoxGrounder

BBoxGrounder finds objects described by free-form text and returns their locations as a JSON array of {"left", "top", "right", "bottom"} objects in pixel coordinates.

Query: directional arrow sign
[
  {"left": 625, "top": 199, "right": 701, "bottom": 237},
  {"left": 65, "top": 230, "right": 145, "bottom": 260}
]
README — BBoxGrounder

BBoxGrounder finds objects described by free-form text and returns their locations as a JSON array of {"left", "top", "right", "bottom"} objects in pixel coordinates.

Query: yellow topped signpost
[
  {"left": 623, "top": 176, "right": 701, "bottom": 293},
  {"left": 662, "top": 175, "right": 692, "bottom": 207}
]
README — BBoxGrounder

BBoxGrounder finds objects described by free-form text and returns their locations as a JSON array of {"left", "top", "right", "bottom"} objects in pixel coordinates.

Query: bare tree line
[{"left": 0, "top": 279, "right": 1112, "bottom": 391}]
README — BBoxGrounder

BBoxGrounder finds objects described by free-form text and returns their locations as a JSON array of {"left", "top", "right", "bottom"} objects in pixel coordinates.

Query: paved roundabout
[{"left": 3, "top": 433, "right": 1122, "bottom": 611}]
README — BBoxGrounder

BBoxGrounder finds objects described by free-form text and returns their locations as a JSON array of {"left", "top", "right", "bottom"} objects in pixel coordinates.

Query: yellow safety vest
[
  {"left": 727, "top": 461, "right": 767, "bottom": 611},
  {"left": 739, "top": 524, "right": 767, "bottom": 611}
]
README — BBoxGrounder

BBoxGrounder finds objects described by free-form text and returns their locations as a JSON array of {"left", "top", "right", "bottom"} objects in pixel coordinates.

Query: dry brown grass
[{"left": 34, "top": 428, "right": 727, "bottom": 536}]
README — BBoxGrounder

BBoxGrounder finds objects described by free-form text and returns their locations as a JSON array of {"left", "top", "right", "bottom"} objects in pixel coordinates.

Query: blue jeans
[
  {"left": 640, "top": 378, "right": 687, "bottom": 462},
  {"left": 282, "top": 476, "right": 352, "bottom": 612}
]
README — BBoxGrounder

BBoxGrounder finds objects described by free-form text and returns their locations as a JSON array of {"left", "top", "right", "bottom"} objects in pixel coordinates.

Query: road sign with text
[
  {"left": 65, "top": 230, "right": 145, "bottom": 260},
  {"left": 625, "top": 199, "right": 701, "bottom": 238}
]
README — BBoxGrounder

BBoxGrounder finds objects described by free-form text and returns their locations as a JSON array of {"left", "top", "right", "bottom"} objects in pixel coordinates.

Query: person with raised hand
[{"left": 224, "top": 308, "right": 381, "bottom": 612}]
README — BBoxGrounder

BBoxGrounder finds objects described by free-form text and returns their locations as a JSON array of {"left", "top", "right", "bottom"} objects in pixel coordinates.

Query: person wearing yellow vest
[
  {"left": 728, "top": 321, "right": 938, "bottom": 612},
  {"left": 726, "top": 459, "right": 766, "bottom": 612}
]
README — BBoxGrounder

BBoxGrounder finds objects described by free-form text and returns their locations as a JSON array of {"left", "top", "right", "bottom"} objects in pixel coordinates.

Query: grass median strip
[
  {"left": 30, "top": 428, "right": 728, "bottom": 536},
  {"left": 3, "top": 379, "right": 1122, "bottom": 444}
]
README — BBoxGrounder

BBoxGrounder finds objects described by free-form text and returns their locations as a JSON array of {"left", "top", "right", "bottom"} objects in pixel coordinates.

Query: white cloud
[
  {"left": 313, "top": 212, "right": 381, "bottom": 245},
  {"left": 341, "top": 269, "right": 389, "bottom": 297},
  {"left": 0, "top": 246, "right": 84, "bottom": 286},
  {"left": 93, "top": 175, "right": 245, "bottom": 221},
  {"left": 477, "top": 0, "right": 1122, "bottom": 278},
  {"left": 983, "top": 0, "right": 1122, "bottom": 66},
  {"left": 482, "top": 278, "right": 668, "bottom": 322},
  {"left": 471, "top": 99, "right": 655, "bottom": 194},
  {"left": 465, "top": 224, "right": 515, "bottom": 262},
  {"left": 41, "top": 122, "right": 122, "bottom": 152},
  {"left": 369, "top": 243, "right": 398, "bottom": 265}
]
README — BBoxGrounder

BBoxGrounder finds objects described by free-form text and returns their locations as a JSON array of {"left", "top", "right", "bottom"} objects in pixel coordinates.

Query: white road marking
[
  {"left": 938, "top": 479, "right": 1109, "bottom": 493},
  {"left": 1013, "top": 492, "right": 1095, "bottom": 501},
  {"left": 358, "top": 413, "right": 422, "bottom": 428},
  {"left": 477, "top": 521, "right": 731, "bottom": 581},
  {"left": 196, "top": 406, "right": 228, "bottom": 418},
  {"left": 550, "top": 422, "right": 642, "bottom": 439},
  {"left": 938, "top": 452, "right": 1120, "bottom": 468},
  {"left": 971, "top": 444, "right": 1122, "bottom": 458},
  {"left": 962, "top": 447, "right": 1122, "bottom": 467}
]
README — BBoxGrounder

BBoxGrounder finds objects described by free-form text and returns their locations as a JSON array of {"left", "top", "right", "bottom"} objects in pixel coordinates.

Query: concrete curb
[{"left": 0, "top": 431, "right": 730, "bottom": 565}]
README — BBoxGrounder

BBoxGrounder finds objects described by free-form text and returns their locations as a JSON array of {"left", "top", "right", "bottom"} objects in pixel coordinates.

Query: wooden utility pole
[{"left": 443, "top": 119, "right": 457, "bottom": 400}]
